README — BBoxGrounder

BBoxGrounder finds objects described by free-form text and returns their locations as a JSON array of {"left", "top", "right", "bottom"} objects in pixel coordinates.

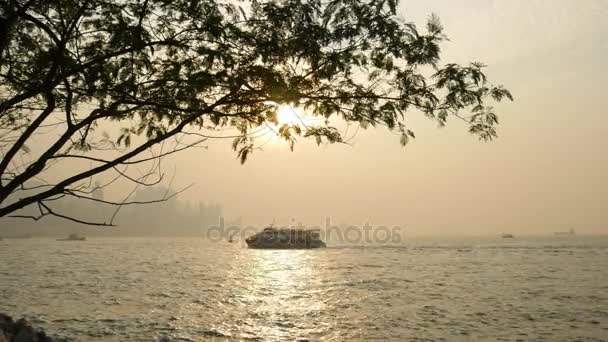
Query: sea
[{"left": 0, "top": 236, "right": 607, "bottom": 341}]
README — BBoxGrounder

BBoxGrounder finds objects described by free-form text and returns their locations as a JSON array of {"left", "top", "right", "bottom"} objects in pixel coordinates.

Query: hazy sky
[
  {"left": 155, "top": 0, "right": 608, "bottom": 235},
  {"left": 17, "top": 0, "right": 608, "bottom": 235}
]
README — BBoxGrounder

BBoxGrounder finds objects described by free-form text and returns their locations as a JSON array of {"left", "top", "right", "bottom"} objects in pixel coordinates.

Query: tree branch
[
  {"left": 0, "top": 91, "right": 232, "bottom": 217},
  {"left": 0, "top": 92, "right": 56, "bottom": 186}
]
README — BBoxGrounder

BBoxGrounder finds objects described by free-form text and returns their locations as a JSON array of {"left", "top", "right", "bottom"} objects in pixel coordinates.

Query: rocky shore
[{"left": 0, "top": 313, "right": 54, "bottom": 342}]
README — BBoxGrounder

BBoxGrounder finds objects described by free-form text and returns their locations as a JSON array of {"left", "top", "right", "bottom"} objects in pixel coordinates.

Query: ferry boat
[{"left": 245, "top": 226, "right": 326, "bottom": 249}]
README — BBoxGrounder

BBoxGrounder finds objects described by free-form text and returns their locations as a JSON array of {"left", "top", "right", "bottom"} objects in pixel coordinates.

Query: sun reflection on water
[{"left": 240, "top": 249, "right": 328, "bottom": 339}]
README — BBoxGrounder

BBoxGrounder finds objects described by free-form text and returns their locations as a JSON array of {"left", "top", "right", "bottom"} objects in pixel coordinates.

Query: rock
[
  {"left": 155, "top": 334, "right": 171, "bottom": 342},
  {"left": 0, "top": 314, "right": 14, "bottom": 335},
  {"left": 0, "top": 314, "right": 54, "bottom": 342},
  {"left": 14, "top": 319, "right": 37, "bottom": 342}
]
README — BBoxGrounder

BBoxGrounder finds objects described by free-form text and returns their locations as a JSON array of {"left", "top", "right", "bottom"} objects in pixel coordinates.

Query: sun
[{"left": 276, "top": 104, "right": 302, "bottom": 126}]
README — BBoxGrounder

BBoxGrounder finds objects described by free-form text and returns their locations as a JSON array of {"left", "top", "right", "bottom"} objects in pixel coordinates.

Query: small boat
[
  {"left": 246, "top": 225, "right": 326, "bottom": 249},
  {"left": 502, "top": 233, "right": 515, "bottom": 239},
  {"left": 228, "top": 233, "right": 236, "bottom": 243},
  {"left": 57, "top": 233, "right": 86, "bottom": 241}
]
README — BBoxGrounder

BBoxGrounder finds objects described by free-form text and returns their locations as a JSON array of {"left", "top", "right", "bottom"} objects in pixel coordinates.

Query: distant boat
[
  {"left": 57, "top": 233, "right": 86, "bottom": 241},
  {"left": 228, "top": 233, "right": 236, "bottom": 243},
  {"left": 555, "top": 229, "right": 575, "bottom": 236},
  {"left": 502, "top": 233, "right": 515, "bottom": 239},
  {"left": 246, "top": 225, "right": 326, "bottom": 249}
]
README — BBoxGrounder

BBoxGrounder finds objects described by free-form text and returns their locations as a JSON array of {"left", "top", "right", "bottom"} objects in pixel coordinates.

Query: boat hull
[
  {"left": 245, "top": 228, "right": 326, "bottom": 249},
  {"left": 246, "top": 240, "right": 326, "bottom": 249}
]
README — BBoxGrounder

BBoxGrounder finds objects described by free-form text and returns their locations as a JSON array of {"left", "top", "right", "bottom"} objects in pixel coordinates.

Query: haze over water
[{"left": 1, "top": 236, "right": 607, "bottom": 341}]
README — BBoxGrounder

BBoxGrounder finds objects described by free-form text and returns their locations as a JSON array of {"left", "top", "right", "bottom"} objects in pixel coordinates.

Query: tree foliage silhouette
[{"left": 0, "top": 0, "right": 512, "bottom": 224}]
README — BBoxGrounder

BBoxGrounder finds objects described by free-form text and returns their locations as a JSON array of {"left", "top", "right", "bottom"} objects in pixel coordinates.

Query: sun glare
[
  {"left": 267, "top": 104, "right": 324, "bottom": 144},
  {"left": 276, "top": 105, "right": 303, "bottom": 126}
]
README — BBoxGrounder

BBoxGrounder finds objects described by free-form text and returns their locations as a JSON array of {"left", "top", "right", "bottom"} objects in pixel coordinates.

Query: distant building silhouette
[{"left": 0, "top": 183, "right": 229, "bottom": 237}]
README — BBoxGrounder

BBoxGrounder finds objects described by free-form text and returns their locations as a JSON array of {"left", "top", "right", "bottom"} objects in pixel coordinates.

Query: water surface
[{"left": 1, "top": 236, "right": 607, "bottom": 341}]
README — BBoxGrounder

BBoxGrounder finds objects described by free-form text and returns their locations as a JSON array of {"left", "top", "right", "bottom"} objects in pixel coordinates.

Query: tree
[{"left": 0, "top": 0, "right": 512, "bottom": 225}]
